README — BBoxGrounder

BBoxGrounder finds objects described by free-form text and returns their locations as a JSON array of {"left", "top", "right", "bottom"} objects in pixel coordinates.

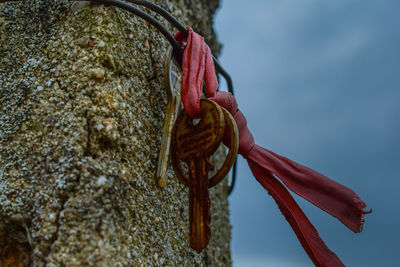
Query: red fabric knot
[
  {"left": 210, "top": 91, "right": 255, "bottom": 157},
  {"left": 176, "top": 28, "right": 371, "bottom": 267},
  {"left": 175, "top": 27, "right": 218, "bottom": 118},
  {"left": 233, "top": 109, "right": 255, "bottom": 157}
]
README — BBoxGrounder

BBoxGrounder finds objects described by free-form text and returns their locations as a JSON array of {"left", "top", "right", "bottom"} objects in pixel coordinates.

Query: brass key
[
  {"left": 171, "top": 99, "right": 239, "bottom": 252},
  {"left": 172, "top": 99, "right": 224, "bottom": 252},
  {"left": 156, "top": 48, "right": 182, "bottom": 188}
]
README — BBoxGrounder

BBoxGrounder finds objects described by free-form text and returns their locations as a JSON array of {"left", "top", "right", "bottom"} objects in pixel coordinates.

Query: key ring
[
  {"left": 171, "top": 99, "right": 238, "bottom": 189},
  {"left": 0, "top": 0, "right": 238, "bottom": 195}
]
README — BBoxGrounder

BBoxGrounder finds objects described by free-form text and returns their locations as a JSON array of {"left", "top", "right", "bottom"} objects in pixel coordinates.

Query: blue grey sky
[{"left": 214, "top": 1, "right": 400, "bottom": 266}]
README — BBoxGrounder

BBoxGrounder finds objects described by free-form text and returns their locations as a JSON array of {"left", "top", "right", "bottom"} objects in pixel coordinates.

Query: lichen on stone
[{"left": 0, "top": 0, "right": 230, "bottom": 266}]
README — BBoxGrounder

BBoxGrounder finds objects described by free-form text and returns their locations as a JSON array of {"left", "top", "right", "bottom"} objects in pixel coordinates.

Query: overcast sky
[{"left": 214, "top": 1, "right": 400, "bottom": 266}]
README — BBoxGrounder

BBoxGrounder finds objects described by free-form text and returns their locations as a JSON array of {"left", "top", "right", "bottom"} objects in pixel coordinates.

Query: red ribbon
[
  {"left": 175, "top": 27, "right": 218, "bottom": 118},
  {"left": 175, "top": 28, "right": 371, "bottom": 267}
]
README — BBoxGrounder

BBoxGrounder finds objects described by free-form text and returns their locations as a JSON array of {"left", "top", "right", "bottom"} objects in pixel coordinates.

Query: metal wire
[
  {"left": 74, "top": 0, "right": 186, "bottom": 62},
  {"left": 126, "top": 0, "right": 187, "bottom": 33},
  {"left": 0, "top": 0, "right": 237, "bottom": 195},
  {"left": 125, "top": 0, "right": 234, "bottom": 94},
  {"left": 1, "top": 0, "right": 233, "bottom": 93}
]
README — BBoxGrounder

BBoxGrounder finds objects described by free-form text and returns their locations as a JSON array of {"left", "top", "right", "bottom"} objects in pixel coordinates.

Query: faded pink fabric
[
  {"left": 175, "top": 27, "right": 217, "bottom": 118},
  {"left": 176, "top": 29, "right": 371, "bottom": 267}
]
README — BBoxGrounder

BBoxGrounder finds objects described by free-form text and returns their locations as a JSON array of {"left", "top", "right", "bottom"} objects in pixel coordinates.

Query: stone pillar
[{"left": 0, "top": 1, "right": 231, "bottom": 266}]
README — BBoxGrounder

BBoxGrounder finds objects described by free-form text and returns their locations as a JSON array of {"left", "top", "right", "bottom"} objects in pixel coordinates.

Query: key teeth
[{"left": 190, "top": 194, "right": 211, "bottom": 253}]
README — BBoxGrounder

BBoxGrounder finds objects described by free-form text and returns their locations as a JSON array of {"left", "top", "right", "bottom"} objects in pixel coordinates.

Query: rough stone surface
[{"left": 0, "top": 0, "right": 231, "bottom": 266}]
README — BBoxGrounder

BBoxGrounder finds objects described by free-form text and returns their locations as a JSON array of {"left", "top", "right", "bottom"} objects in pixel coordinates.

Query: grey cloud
[{"left": 215, "top": 0, "right": 400, "bottom": 266}]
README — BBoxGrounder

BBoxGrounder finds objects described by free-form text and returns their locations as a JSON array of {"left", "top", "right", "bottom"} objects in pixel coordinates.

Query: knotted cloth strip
[{"left": 175, "top": 28, "right": 371, "bottom": 267}]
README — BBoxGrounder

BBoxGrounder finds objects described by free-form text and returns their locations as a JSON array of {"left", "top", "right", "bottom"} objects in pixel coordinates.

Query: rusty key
[
  {"left": 156, "top": 48, "right": 182, "bottom": 188},
  {"left": 171, "top": 99, "right": 225, "bottom": 252}
]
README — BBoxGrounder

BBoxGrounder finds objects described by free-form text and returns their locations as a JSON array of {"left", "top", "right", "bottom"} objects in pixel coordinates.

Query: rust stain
[{"left": 0, "top": 235, "right": 31, "bottom": 267}]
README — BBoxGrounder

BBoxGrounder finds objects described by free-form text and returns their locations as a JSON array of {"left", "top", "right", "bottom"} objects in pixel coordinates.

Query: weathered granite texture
[{"left": 0, "top": 0, "right": 231, "bottom": 266}]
